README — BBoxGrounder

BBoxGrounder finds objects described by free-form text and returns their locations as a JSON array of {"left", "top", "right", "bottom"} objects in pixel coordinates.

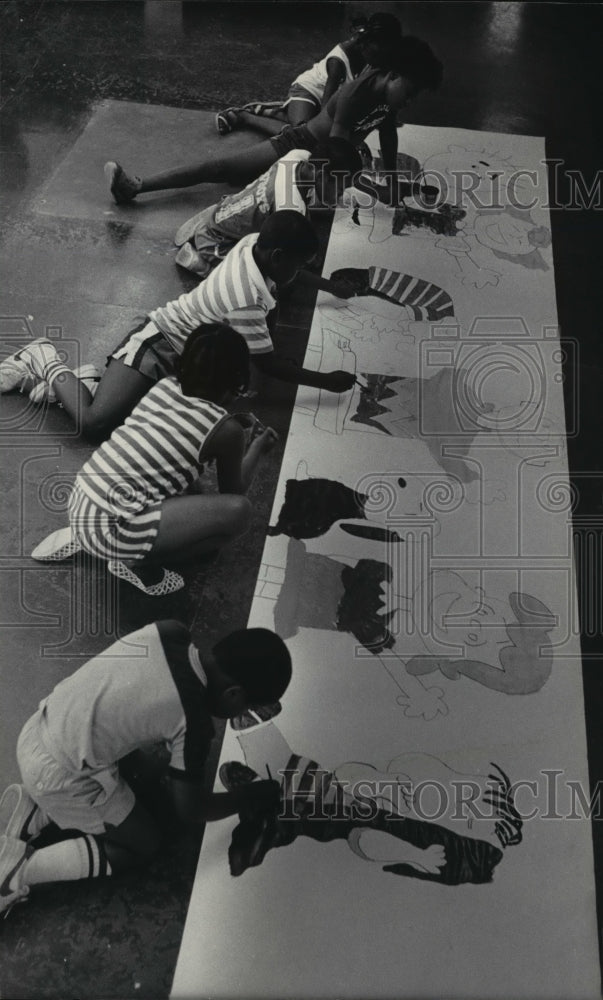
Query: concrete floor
[{"left": 0, "top": 2, "right": 602, "bottom": 997}]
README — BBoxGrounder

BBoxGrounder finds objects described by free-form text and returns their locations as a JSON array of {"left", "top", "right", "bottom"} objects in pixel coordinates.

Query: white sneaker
[
  {"left": 0, "top": 356, "right": 35, "bottom": 394},
  {"left": 0, "top": 835, "right": 30, "bottom": 918},
  {"left": 29, "top": 363, "right": 102, "bottom": 405},
  {"left": 0, "top": 785, "right": 47, "bottom": 842},
  {"left": 31, "top": 526, "right": 82, "bottom": 561},
  {"left": 0, "top": 338, "right": 59, "bottom": 393}
]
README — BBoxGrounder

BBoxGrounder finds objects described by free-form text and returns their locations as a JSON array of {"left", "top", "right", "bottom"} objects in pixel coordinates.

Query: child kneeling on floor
[
  {"left": 32, "top": 324, "right": 277, "bottom": 595},
  {"left": 0, "top": 618, "right": 290, "bottom": 917}
]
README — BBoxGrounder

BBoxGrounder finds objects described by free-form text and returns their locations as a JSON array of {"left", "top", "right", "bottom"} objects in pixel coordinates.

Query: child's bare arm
[
  {"left": 170, "top": 776, "right": 280, "bottom": 825},
  {"left": 209, "top": 416, "right": 278, "bottom": 494},
  {"left": 378, "top": 116, "right": 399, "bottom": 173},
  {"left": 253, "top": 351, "right": 355, "bottom": 393},
  {"left": 321, "top": 56, "right": 348, "bottom": 107},
  {"left": 297, "top": 269, "right": 356, "bottom": 299}
]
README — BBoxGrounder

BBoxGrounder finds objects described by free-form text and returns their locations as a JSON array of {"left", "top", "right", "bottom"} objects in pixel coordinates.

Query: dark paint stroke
[{"left": 268, "top": 477, "right": 367, "bottom": 539}]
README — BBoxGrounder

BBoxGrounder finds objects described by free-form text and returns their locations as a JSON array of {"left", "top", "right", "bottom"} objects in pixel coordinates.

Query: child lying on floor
[
  {"left": 0, "top": 212, "right": 356, "bottom": 441},
  {"left": 214, "top": 12, "right": 403, "bottom": 136},
  {"left": 173, "top": 137, "right": 362, "bottom": 278},
  {"left": 104, "top": 37, "right": 442, "bottom": 205}
]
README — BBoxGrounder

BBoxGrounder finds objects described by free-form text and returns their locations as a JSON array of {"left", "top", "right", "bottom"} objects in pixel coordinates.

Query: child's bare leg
[
  {"left": 139, "top": 142, "right": 280, "bottom": 194},
  {"left": 287, "top": 99, "right": 318, "bottom": 126},
  {"left": 51, "top": 359, "right": 154, "bottom": 443},
  {"left": 120, "top": 493, "right": 252, "bottom": 588},
  {"left": 232, "top": 110, "right": 287, "bottom": 138},
  {"left": 102, "top": 800, "right": 162, "bottom": 871},
  {"left": 147, "top": 493, "right": 251, "bottom": 561}
]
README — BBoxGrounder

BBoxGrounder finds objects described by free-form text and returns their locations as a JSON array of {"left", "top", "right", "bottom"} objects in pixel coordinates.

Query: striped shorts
[
  {"left": 110, "top": 318, "right": 178, "bottom": 381},
  {"left": 68, "top": 484, "right": 162, "bottom": 562}
]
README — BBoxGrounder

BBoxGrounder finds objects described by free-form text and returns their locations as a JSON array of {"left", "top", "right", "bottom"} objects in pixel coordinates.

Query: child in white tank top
[{"left": 215, "top": 12, "right": 403, "bottom": 136}]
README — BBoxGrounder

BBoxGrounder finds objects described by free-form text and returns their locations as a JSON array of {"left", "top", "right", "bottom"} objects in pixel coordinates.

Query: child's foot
[
  {"left": 0, "top": 835, "right": 31, "bottom": 917},
  {"left": 107, "top": 559, "right": 185, "bottom": 596},
  {"left": 0, "top": 785, "right": 48, "bottom": 842},
  {"left": 0, "top": 338, "right": 60, "bottom": 393},
  {"left": 215, "top": 108, "right": 243, "bottom": 135},
  {"left": 29, "top": 363, "right": 102, "bottom": 405},
  {"left": 31, "top": 526, "right": 82, "bottom": 561},
  {"left": 104, "top": 161, "right": 142, "bottom": 204}
]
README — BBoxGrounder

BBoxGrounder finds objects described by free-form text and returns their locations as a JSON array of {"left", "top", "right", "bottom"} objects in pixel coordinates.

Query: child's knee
[
  {"left": 104, "top": 824, "right": 162, "bottom": 868},
  {"left": 81, "top": 411, "right": 114, "bottom": 444},
  {"left": 226, "top": 495, "right": 252, "bottom": 535}
]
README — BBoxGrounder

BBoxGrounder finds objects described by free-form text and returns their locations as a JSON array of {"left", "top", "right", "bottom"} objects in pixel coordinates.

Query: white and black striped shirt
[
  {"left": 76, "top": 378, "right": 228, "bottom": 516},
  {"left": 149, "top": 232, "right": 276, "bottom": 356}
]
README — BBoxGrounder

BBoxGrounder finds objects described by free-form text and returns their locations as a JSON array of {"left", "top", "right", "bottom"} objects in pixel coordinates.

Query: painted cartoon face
[
  {"left": 420, "top": 146, "right": 518, "bottom": 208},
  {"left": 474, "top": 213, "right": 534, "bottom": 254},
  {"left": 427, "top": 576, "right": 510, "bottom": 658}
]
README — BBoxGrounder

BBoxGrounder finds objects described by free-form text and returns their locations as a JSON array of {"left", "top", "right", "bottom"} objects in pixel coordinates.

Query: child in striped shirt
[
  {"left": 0, "top": 619, "right": 291, "bottom": 918},
  {"left": 0, "top": 212, "right": 355, "bottom": 442},
  {"left": 32, "top": 325, "right": 278, "bottom": 593}
]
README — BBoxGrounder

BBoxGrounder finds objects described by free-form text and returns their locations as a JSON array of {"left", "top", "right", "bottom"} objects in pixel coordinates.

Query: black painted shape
[
  {"left": 268, "top": 477, "right": 367, "bottom": 539},
  {"left": 350, "top": 373, "right": 405, "bottom": 434},
  {"left": 339, "top": 523, "right": 404, "bottom": 544},
  {"left": 337, "top": 560, "right": 395, "bottom": 653},
  {"left": 393, "top": 201, "right": 466, "bottom": 237}
]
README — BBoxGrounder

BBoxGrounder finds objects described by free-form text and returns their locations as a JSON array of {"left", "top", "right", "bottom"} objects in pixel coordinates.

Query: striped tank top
[{"left": 75, "top": 378, "right": 228, "bottom": 517}]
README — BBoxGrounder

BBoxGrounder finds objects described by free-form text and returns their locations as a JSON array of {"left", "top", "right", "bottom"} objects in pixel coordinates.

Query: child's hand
[
  {"left": 239, "top": 777, "right": 281, "bottom": 812},
  {"left": 326, "top": 278, "right": 357, "bottom": 300},
  {"left": 323, "top": 370, "right": 356, "bottom": 393},
  {"left": 257, "top": 427, "right": 279, "bottom": 453},
  {"left": 233, "top": 412, "right": 265, "bottom": 450}
]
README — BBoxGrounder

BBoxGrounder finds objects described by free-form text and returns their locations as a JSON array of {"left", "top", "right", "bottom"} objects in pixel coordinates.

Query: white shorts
[{"left": 17, "top": 711, "right": 136, "bottom": 834}]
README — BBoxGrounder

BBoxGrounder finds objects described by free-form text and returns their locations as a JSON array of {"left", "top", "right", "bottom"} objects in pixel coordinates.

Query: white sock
[
  {"left": 45, "top": 362, "right": 73, "bottom": 385},
  {"left": 23, "top": 835, "right": 111, "bottom": 886}
]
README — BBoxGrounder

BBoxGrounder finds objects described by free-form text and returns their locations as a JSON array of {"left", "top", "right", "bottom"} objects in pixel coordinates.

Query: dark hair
[
  {"left": 310, "top": 137, "right": 363, "bottom": 181},
  {"left": 213, "top": 628, "right": 292, "bottom": 704},
  {"left": 353, "top": 12, "right": 403, "bottom": 40},
  {"left": 389, "top": 35, "right": 443, "bottom": 92},
  {"left": 175, "top": 323, "right": 250, "bottom": 399},
  {"left": 257, "top": 210, "right": 319, "bottom": 262}
]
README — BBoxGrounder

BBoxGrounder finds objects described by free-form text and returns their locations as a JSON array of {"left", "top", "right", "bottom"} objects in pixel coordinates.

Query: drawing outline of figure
[
  {"left": 223, "top": 722, "right": 523, "bottom": 885},
  {"left": 383, "top": 569, "right": 556, "bottom": 695},
  {"left": 261, "top": 535, "right": 447, "bottom": 720},
  {"left": 411, "top": 145, "right": 551, "bottom": 287}
]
